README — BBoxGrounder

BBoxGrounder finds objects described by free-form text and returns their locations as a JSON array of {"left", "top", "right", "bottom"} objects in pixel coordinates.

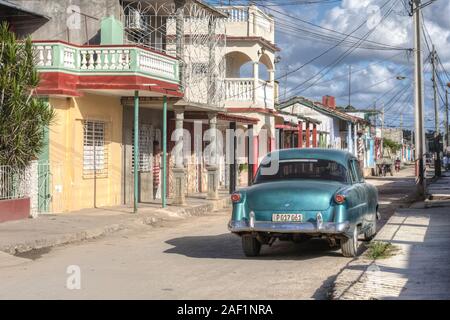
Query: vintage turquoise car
[{"left": 228, "top": 149, "right": 379, "bottom": 257}]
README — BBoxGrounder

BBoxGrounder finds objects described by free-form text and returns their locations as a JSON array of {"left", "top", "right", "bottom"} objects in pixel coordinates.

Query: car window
[
  {"left": 254, "top": 159, "right": 349, "bottom": 184},
  {"left": 350, "top": 160, "right": 364, "bottom": 183},
  {"left": 348, "top": 160, "right": 358, "bottom": 184}
]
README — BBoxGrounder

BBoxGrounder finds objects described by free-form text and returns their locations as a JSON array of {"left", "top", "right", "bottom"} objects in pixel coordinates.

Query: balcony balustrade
[
  {"left": 225, "top": 78, "right": 274, "bottom": 109},
  {"left": 33, "top": 41, "right": 179, "bottom": 84}
]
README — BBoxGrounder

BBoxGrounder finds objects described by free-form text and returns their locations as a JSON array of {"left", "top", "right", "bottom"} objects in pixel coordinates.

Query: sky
[{"left": 212, "top": 0, "right": 450, "bottom": 131}]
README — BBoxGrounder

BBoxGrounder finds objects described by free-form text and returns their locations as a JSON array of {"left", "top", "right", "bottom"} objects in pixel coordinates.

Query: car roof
[{"left": 266, "top": 148, "right": 355, "bottom": 168}]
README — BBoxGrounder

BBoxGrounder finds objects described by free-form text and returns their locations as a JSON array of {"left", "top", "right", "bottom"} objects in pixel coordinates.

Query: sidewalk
[
  {"left": 332, "top": 172, "right": 450, "bottom": 300},
  {"left": 0, "top": 193, "right": 230, "bottom": 256}
]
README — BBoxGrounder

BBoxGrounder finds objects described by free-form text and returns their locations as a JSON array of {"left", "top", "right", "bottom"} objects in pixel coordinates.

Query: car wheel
[
  {"left": 242, "top": 234, "right": 262, "bottom": 257},
  {"left": 341, "top": 227, "right": 359, "bottom": 257},
  {"left": 364, "top": 211, "right": 378, "bottom": 241}
]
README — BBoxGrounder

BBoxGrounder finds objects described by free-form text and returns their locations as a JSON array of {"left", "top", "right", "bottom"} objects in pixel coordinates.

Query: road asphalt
[{"left": 0, "top": 168, "right": 417, "bottom": 300}]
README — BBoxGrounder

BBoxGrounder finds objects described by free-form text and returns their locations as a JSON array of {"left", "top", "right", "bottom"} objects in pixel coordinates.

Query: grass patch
[{"left": 364, "top": 241, "right": 400, "bottom": 260}]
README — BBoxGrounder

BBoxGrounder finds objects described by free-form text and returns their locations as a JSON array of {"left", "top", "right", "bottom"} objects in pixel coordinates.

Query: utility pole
[
  {"left": 431, "top": 45, "right": 441, "bottom": 176},
  {"left": 446, "top": 90, "right": 449, "bottom": 150},
  {"left": 348, "top": 65, "right": 352, "bottom": 108},
  {"left": 413, "top": 0, "right": 426, "bottom": 196},
  {"left": 381, "top": 103, "right": 385, "bottom": 156}
]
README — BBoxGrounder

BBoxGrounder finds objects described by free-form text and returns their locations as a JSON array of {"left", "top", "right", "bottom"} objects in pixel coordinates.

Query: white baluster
[
  {"left": 110, "top": 50, "right": 116, "bottom": 70},
  {"left": 36, "top": 46, "right": 44, "bottom": 66},
  {"left": 45, "top": 46, "right": 52, "bottom": 66},
  {"left": 102, "top": 50, "right": 109, "bottom": 70},
  {"left": 70, "top": 49, "right": 76, "bottom": 68},
  {"left": 117, "top": 50, "right": 124, "bottom": 70},
  {"left": 123, "top": 50, "right": 130, "bottom": 70},
  {"left": 64, "top": 50, "right": 69, "bottom": 67},
  {"left": 87, "top": 50, "right": 95, "bottom": 70},
  {"left": 80, "top": 50, "right": 88, "bottom": 70}
]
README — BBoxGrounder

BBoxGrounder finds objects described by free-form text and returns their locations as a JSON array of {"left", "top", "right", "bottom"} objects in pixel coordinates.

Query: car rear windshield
[{"left": 254, "top": 159, "right": 348, "bottom": 184}]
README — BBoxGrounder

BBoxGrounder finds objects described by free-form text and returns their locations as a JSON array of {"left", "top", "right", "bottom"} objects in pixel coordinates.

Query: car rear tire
[
  {"left": 364, "top": 211, "right": 378, "bottom": 241},
  {"left": 242, "top": 234, "right": 261, "bottom": 257},
  {"left": 341, "top": 227, "right": 359, "bottom": 257}
]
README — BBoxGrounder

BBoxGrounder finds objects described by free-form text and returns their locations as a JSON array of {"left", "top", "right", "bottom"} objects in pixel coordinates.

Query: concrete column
[
  {"left": 207, "top": 113, "right": 219, "bottom": 200},
  {"left": 208, "top": 18, "right": 217, "bottom": 106},
  {"left": 347, "top": 122, "right": 353, "bottom": 153},
  {"left": 269, "top": 70, "right": 275, "bottom": 81},
  {"left": 229, "top": 122, "right": 237, "bottom": 194},
  {"left": 175, "top": 1, "right": 186, "bottom": 90},
  {"left": 172, "top": 107, "right": 186, "bottom": 205},
  {"left": 298, "top": 122, "right": 303, "bottom": 148},
  {"left": 306, "top": 122, "right": 311, "bottom": 148},
  {"left": 248, "top": 124, "right": 254, "bottom": 186},
  {"left": 353, "top": 124, "right": 358, "bottom": 156},
  {"left": 253, "top": 62, "right": 259, "bottom": 104},
  {"left": 252, "top": 132, "right": 259, "bottom": 179}
]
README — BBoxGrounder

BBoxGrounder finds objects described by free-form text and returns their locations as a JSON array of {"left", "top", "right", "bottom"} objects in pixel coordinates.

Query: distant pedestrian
[{"left": 153, "top": 141, "right": 162, "bottom": 199}]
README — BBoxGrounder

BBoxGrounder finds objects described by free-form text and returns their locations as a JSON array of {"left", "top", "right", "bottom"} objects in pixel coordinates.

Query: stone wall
[{"left": 13, "top": 0, "right": 122, "bottom": 44}]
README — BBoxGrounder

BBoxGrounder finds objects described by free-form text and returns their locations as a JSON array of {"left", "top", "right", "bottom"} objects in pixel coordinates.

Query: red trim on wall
[
  {"left": 226, "top": 36, "right": 281, "bottom": 52},
  {"left": 37, "top": 72, "right": 183, "bottom": 97},
  {"left": 313, "top": 124, "right": 318, "bottom": 148},
  {"left": 0, "top": 198, "right": 30, "bottom": 223},
  {"left": 306, "top": 122, "right": 311, "bottom": 148},
  {"left": 226, "top": 108, "right": 278, "bottom": 115},
  {"left": 253, "top": 136, "right": 259, "bottom": 178},
  {"left": 218, "top": 113, "right": 259, "bottom": 125},
  {"left": 298, "top": 122, "right": 303, "bottom": 148}
]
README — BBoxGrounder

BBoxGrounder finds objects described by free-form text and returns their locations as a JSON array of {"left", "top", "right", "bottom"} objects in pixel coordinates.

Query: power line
[{"left": 282, "top": 0, "right": 399, "bottom": 100}]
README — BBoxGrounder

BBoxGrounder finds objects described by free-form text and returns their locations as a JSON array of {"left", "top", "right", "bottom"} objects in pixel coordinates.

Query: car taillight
[
  {"left": 231, "top": 193, "right": 241, "bottom": 203},
  {"left": 334, "top": 194, "right": 346, "bottom": 204}
]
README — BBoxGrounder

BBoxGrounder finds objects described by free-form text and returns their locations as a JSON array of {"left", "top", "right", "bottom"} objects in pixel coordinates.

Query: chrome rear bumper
[{"left": 228, "top": 220, "right": 350, "bottom": 235}]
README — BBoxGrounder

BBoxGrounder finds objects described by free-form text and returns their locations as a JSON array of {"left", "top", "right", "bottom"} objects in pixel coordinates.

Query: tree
[
  {"left": 383, "top": 138, "right": 401, "bottom": 153},
  {"left": 0, "top": 22, "right": 54, "bottom": 170}
]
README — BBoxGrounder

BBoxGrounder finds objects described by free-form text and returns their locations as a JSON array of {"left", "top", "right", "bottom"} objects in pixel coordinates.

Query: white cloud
[{"left": 269, "top": 0, "right": 450, "bottom": 129}]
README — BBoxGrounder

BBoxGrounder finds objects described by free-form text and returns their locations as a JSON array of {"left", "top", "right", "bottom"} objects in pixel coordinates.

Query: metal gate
[{"left": 37, "top": 162, "right": 52, "bottom": 214}]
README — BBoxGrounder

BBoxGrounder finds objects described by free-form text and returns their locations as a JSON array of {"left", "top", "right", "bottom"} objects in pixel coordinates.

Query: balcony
[
  {"left": 225, "top": 78, "right": 274, "bottom": 109},
  {"left": 218, "top": 5, "right": 275, "bottom": 44},
  {"left": 33, "top": 41, "right": 180, "bottom": 85}
]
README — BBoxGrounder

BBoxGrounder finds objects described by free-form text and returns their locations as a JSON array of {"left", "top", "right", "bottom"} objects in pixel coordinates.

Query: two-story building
[
  {"left": 5, "top": 0, "right": 283, "bottom": 215},
  {"left": 218, "top": 5, "right": 279, "bottom": 179},
  {"left": 6, "top": 0, "right": 262, "bottom": 214}
]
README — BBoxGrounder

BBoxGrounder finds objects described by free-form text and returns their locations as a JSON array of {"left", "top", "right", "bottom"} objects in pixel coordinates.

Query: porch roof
[
  {"left": 274, "top": 110, "right": 321, "bottom": 125},
  {"left": 183, "top": 111, "right": 259, "bottom": 125},
  {"left": 277, "top": 96, "right": 359, "bottom": 124}
]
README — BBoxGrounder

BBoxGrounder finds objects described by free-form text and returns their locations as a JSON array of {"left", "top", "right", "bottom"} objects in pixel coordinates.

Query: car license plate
[{"left": 272, "top": 214, "right": 303, "bottom": 223}]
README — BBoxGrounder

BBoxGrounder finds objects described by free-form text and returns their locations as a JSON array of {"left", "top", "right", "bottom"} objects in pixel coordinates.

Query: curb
[
  {"left": 0, "top": 198, "right": 231, "bottom": 256},
  {"left": 331, "top": 195, "right": 449, "bottom": 300}
]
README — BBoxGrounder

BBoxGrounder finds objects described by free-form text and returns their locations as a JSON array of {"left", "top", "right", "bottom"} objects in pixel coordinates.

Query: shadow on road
[{"left": 164, "top": 234, "right": 344, "bottom": 261}]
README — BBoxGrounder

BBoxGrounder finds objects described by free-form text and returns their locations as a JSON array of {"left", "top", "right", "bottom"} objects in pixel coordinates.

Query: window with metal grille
[
  {"left": 83, "top": 121, "right": 108, "bottom": 178},
  {"left": 132, "top": 125, "right": 152, "bottom": 173}
]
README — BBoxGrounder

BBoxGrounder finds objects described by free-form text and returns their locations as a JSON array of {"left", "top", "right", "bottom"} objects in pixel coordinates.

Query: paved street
[
  {"left": 0, "top": 168, "right": 417, "bottom": 300},
  {"left": 332, "top": 171, "right": 450, "bottom": 300}
]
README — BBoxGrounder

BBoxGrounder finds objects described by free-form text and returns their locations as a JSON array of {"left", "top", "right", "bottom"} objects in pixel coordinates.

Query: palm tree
[{"left": 0, "top": 22, "right": 54, "bottom": 170}]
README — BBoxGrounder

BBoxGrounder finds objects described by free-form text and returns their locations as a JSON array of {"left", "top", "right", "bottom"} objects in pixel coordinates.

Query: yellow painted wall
[{"left": 49, "top": 94, "right": 123, "bottom": 213}]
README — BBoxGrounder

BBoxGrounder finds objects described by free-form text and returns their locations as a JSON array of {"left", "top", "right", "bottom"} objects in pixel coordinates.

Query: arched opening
[
  {"left": 258, "top": 53, "right": 274, "bottom": 81},
  {"left": 225, "top": 51, "right": 253, "bottom": 78}
]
